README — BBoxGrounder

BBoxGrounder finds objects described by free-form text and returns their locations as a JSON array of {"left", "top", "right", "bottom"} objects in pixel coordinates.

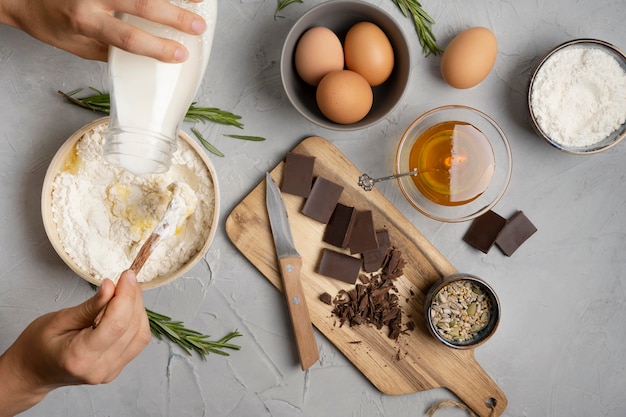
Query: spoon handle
[{"left": 358, "top": 168, "right": 418, "bottom": 191}]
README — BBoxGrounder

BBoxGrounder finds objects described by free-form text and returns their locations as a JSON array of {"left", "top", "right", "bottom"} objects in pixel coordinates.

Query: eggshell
[
  {"left": 344, "top": 22, "right": 395, "bottom": 87},
  {"left": 294, "top": 27, "right": 345, "bottom": 86},
  {"left": 440, "top": 27, "right": 498, "bottom": 89},
  {"left": 316, "top": 70, "right": 373, "bottom": 124}
]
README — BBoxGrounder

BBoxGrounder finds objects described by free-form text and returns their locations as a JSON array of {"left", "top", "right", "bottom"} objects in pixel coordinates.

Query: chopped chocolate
[
  {"left": 495, "top": 211, "right": 537, "bottom": 256},
  {"left": 362, "top": 230, "right": 390, "bottom": 272},
  {"left": 358, "top": 274, "right": 370, "bottom": 284},
  {"left": 302, "top": 176, "right": 344, "bottom": 223},
  {"left": 348, "top": 210, "right": 378, "bottom": 254},
  {"left": 329, "top": 249, "right": 407, "bottom": 341},
  {"left": 281, "top": 152, "right": 315, "bottom": 197},
  {"left": 463, "top": 210, "right": 507, "bottom": 253},
  {"left": 382, "top": 248, "right": 406, "bottom": 279},
  {"left": 318, "top": 249, "right": 362, "bottom": 284},
  {"left": 319, "top": 292, "right": 333, "bottom": 305},
  {"left": 323, "top": 203, "right": 357, "bottom": 248}
]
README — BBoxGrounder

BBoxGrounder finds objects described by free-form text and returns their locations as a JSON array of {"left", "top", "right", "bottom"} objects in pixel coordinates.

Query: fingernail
[
  {"left": 191, "top": 18, "right": 206, "bottom": 34},
  {"left": 126, "top": 271, "right": 137, "bottom": 286},
  {"left": 173, "top": 46, "right": 188, "bottom": 62}
]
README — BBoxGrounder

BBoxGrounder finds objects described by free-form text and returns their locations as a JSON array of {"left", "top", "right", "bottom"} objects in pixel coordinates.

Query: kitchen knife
[{"left": 265, "top": 172, "right": 319, "bottom": 370}]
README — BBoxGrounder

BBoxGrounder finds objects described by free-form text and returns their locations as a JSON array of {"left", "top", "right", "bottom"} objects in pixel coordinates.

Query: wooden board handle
[
  {"left": 278, "top": 256, "right": 319, "bottom": 370},
  {"left": 441, "top": 354, "right": 508, "bottom": 417}
]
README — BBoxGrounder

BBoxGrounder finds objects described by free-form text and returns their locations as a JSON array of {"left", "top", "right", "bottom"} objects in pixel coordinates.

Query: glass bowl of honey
[{"left": 395, "top": 105, "right": 512, "bottom": 222}]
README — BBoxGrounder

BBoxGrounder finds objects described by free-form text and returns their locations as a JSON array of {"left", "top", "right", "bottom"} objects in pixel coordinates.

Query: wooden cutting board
[{"left": 225, "top": 136, "right": 507, "bottom": 417}]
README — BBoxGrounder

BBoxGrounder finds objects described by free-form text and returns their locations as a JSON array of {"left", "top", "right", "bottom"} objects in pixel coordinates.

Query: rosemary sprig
[
  {"left": 58, "top": 88, "right": 266, "bottom": 155},
  {"left": 58, "top": 88, "right": 245, "bottom": 128},
  {"left": 146, "top": 308, "right": 242, "bottom": 359},
  {"left": 274, "top": 0, "right": 303, "bottom": 19},
  {"left": 391, "top": 0, "right": 442, "bottom": 56},
  {"left": 58, "top": 87, "right": 111, "bottom": 113},
  {"left": 184, "top": 103, "right": 244, "bottom": 128}
]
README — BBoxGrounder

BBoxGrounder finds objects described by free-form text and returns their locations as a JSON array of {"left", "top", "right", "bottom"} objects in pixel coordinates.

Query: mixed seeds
[{"left": 429, "top": 280, "right": 491, "bottom": 344}]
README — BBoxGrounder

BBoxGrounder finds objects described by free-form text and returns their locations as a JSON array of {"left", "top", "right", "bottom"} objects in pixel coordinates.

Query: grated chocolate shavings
[{"left": 330, "top": 248, "right": 408, "bottom": 340}]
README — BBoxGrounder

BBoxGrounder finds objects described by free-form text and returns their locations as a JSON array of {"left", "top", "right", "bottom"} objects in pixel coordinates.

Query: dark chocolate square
[
  {"left": 362, "top": 230, "right": 390, "bottom": 272},
  {"left": 323, "top": 203, "right": 357, "bottom": 248},
  {"left": 281, "top": 152, "right": 316, "bottom": 197},
  {"left": 348, "top": 210, "right": 378, "bottom": 255},
  {"left": 463, "top": 210, "right": 507, "bottom": 253},
  {"left": 318, "top": 249, "right": 362, "bottom": 284},
  {"left": 495, "top": 211, "right": 537, "bottom": 256},
  {"left": 302, "top": 176, "right": 343, "bottom": 223}
]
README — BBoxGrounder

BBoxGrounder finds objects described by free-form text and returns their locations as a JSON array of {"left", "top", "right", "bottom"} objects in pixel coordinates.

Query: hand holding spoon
[{"left": 92, "top": 182, "right": 197, "bottom": 328}]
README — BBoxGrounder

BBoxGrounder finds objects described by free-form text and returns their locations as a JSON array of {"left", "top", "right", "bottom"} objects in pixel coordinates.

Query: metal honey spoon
[{"left": 358, "top": 168, "right": 418, "bottom": 191}]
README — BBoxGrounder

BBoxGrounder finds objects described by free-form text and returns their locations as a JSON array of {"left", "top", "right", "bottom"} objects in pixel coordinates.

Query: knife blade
[{"left": 265, "top": 172, "right": 319, "bottom": 370}]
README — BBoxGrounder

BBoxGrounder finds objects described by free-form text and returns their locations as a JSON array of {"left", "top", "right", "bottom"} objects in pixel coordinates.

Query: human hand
[
  {"left": 0, "top": 0, "right": 207, "bottom": 62},
  {"left": 0, "top": 270, "right": 151, "bottom": 417}
]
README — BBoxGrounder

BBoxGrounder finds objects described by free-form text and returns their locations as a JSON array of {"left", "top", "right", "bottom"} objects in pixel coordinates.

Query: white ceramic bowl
[{"left": 41, "top": 117, "right": 220, "bottom": 289}]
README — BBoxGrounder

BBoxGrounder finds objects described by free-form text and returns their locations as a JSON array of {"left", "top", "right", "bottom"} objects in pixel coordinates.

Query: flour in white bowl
[
  {"left": 50, "top": 124, "right": 216, "bottom": 283},
  {"left": 530, "top": 46, "right": 626, "bottom": 148}
]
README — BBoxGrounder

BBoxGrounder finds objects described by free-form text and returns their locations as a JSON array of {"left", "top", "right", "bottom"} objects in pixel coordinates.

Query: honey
[{"left": 408, "top": 121, "right": 495, "bottom": 206}]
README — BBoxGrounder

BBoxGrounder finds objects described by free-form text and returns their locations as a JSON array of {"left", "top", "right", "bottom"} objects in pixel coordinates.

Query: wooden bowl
[{"left": 41, "top": 117, "right": 220, "bottom": 290}]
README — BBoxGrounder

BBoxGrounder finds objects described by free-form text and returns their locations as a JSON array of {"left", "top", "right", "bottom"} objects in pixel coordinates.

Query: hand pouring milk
[{"left": 104, "top": 0, "right": 217, "bottom": 176}]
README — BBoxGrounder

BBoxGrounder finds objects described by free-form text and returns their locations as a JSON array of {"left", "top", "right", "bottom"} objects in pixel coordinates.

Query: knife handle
[{"left": 278, "top": 256, "right": 320, "bottom": 370}]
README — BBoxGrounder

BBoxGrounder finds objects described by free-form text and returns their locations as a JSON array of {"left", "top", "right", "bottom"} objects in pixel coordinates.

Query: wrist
[
  {"left": 0, "top": 348, "right": 51, "bottom": 417},
  {"left": 0, "top": 0, "right": 24, "bottom": 28}
]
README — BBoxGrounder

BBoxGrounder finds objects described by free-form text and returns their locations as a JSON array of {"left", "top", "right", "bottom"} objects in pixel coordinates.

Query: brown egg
[
  {"left": 440, "top": 27, "right": 498, "bottom": 89},
  {"left": 316, "top": 70, "right": 373, "bottom": 124},
  {"left": 344, "top": 22, "right": 394, "bottom": 87},
  {"left": 294, "top": 27, "right": 344, "bottom": 86}
]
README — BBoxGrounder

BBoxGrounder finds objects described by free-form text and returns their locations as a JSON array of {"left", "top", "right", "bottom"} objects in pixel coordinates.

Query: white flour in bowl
[
  {"left": 50, "top": 124, "right": 216, "bottom": 283},
  {"left": 530, "top": 46, "right": 626, "bottom": 148}
]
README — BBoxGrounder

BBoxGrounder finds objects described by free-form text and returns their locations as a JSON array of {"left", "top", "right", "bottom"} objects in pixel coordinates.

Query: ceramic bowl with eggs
[
  {"left": 395, "top": 105, "right": 512, "bottom": 223},
  {"left": 41, "top": 117, "right": 220, "bottom": 290},
  {"left": 280, "top": 0, "right": 410, "bottom": 130},
  {"left": 424, "top": 273, "right": 501, "bottom": 349},
  {"left": 528, "top": 38, "right": 626, "bottom": 154}
]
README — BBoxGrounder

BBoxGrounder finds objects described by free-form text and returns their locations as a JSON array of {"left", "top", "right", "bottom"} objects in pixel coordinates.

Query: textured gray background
[{"left": 1, "top": 0, "right": 625, "bottom": 416}]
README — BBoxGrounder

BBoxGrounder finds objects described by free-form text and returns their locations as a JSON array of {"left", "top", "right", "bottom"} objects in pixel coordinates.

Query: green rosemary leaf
[
  {"left": 274, "top": 0, "right": 303, "bottom": 19},
  {"left": 191, "top": 127, "right": 225, "bottom": 157},
  {"left": 224, "top": 134, "right": 266, "bottom": 141},
  {"left": 390, "top": 0, "right": 442, "bottom": 56}
]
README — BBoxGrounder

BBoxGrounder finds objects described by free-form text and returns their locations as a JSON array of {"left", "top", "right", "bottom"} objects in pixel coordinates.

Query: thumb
[{"left": 63, "top": 279, "right": 116, "bottom": 330}]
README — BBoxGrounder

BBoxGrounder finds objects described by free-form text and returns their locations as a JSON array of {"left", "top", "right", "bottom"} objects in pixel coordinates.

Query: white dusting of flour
[
  {"left": 50, "top": 124, "right": 216, "bottom": 283},
  {"left": 531, "top": 46, "right": 626, "bottom": 148}
]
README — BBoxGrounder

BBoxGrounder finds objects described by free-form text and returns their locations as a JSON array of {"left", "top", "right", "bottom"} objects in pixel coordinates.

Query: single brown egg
[
  {"left": 344, "top": 22, "right": 395, "bottom": 87},
  {"left": 440, "top": 27, "right": 498, "bottom": 89},
  {"left": 316, "top": 70, "right": 373, "bottom": 124},
  {"left": 294, "top": 27, "right": 345, "bottom": 86}
]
